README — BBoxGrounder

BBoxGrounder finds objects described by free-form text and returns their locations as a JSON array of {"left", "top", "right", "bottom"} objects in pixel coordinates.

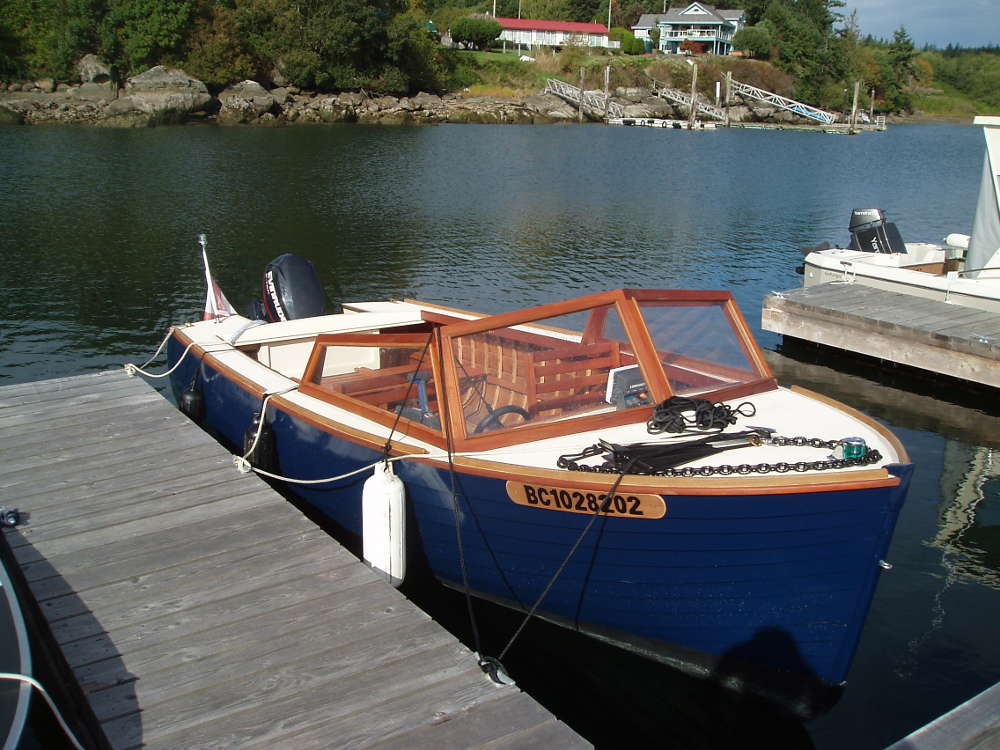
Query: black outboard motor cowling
[
  {"left": 848, "top": 208, "right": 907, "bottom": 254},
  {"left": 259, "top": 253, "right": 326, "bottom": 322}
]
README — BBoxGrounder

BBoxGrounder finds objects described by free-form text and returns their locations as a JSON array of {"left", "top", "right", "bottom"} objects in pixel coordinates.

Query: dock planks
[
  {"left": 0, "top": 371, "right": 589, "bottom": 749},
  {"left": 761, "top": 283, "right": 1000, "bottom": 388}
]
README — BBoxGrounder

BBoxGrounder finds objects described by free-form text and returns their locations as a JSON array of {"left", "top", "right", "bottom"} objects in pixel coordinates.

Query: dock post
[
  {"left": 688, "top": 63, "right": 698, "bottom": 129},
  {"left": 849, "top": 80, "right": 860, "bottom": 134},
  {"left": 724, "top": 71, "right": 731, "bottom": 128}
]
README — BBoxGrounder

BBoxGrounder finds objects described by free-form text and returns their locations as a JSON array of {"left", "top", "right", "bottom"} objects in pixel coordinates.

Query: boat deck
[
  {"left": 0, "top": 371, "right": 589, "bottom": 749},
  {"left": 762, "top": 283, "right": 1000, "bottom": 388}
]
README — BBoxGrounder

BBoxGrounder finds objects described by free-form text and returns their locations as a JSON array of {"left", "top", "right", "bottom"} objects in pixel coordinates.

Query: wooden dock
[
  {"left": 885, "top": 681, "right": 1000, "bottom": 749},
  {"left": 762, "top": 283, "right": 1000, "bottom": 388},
  {"left": 0, "top": 371, "right": 589, "bottom": 749}
]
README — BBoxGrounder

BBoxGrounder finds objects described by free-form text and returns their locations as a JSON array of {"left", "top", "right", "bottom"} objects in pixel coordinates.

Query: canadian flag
[{"left": 200, "top": 235, "right": 237, "bottom": 320}]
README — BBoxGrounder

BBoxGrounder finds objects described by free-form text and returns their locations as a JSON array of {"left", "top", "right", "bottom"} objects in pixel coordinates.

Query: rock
[
  {"left": 269, "top": 87, "right": 291, "bottom": 105},
  {"left": 34, "top": 79, "right": 55, "bottom": 93},
  {"left": 523, "top": 93, "right": 576, "bottom": 121},
  {"left": 411, "top": 92, "right": 441, "bottom": 109},
  {"left": 7, "top": 83, "right": 21, "bottom": 92},
  {"left": 0, "top": 106, "right": 23, "bottom": 125},
  {"left": 73, "top": 81, "right": 115, "bottom": 101},
  {"left": 336, "top": 92, "right": 365, "bottom": 107},
  {"left": 270, "top": 67, "right": 288, "bottom": 88},
  {"left": 77, "top": 54, "right": 111, "bottom": 83},
  {"left": 218, "top": 80, "right": 274, "bottom": 124},
  {"left": 121, "top": 66, "right": 211, "bottom": 120},
  {"left": 623, "top": 103, "right": 657, "bottom": 118}
]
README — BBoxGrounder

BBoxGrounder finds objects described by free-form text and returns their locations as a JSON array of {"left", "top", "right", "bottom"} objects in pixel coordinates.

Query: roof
[{"left": 496, "top": 17, "right": 609, "bottom": 34}]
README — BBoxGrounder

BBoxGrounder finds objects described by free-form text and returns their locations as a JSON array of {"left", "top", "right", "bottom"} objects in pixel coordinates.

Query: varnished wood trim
[
  {"left": 172, "top": 328, "right": 268, "bottom": 398},
  {"left": 725, "top": 297, "right": 775, "bottom": 378},
  {"left": 170, "top": 326, "right": 899, "bottom": 495},
  {"left": 790, "top": 385, "right": 911, "bottom": 464},
  {"left": 442, "top": 456, "right": 899, "bottom": 495},
  {"left": 273, "top": 394, "right": 429, "bottom": 457}
]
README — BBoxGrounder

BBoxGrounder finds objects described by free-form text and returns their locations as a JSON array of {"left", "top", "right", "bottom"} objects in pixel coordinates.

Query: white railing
[
  {"left": 730, "top": 79, "right": 837, "bottom": 124},
  {"left": 663, "top": 29, "right": 731, "bottom": 40},
  {"left": 648, "top": 77, "right": 726, "bottom": 121},
  {"left": 544, "top": 78, "right": 624, "bottom": 119}
]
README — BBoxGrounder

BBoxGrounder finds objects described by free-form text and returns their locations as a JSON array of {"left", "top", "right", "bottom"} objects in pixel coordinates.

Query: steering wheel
[{"left": 473, "top": 405, "right": 531, "bottom": 434}]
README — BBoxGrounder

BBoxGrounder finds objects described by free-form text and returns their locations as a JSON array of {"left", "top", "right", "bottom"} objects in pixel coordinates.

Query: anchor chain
[{"left": 557, "top": 434, "right": 882, "bottom": 477}]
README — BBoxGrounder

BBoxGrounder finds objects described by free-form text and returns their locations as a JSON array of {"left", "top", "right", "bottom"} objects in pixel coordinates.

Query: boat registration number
[{"left": 506, "top": 482, "right": 666, "bottom": 519}]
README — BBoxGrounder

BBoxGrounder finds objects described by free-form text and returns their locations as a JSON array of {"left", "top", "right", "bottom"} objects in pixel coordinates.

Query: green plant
[{"left": 450, "top": 16, "right": 501, "bottom": 51}]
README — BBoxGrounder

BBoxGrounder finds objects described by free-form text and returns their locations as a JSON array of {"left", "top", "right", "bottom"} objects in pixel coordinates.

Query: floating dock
[
  {"left": 885, "top": 681, "right": 1000, "bottom": 749},
  {"left": 0, "top": 371, "right": 588, "bottom": 749},
  {"left": 761, "top": 283, "right": 1000, "bottom": 388}
]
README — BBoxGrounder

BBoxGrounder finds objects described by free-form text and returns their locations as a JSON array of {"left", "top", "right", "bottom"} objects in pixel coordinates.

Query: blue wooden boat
[{"left": 161, "top": 279, "right": 911, "bottom": 715}]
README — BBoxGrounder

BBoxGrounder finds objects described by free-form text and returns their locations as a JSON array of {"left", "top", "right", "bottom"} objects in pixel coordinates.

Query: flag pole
[{"left": 199, "top": 233, "right": 217, "bottom": 320}]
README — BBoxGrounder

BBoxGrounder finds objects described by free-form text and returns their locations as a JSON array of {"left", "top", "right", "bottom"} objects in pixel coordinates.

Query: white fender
[{"left": 362, "top": 461, "right": 406, "bottom": 587}]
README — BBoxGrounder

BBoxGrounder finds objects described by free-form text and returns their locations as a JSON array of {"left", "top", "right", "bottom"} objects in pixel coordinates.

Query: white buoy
[{"left": 362, "top": 461, "right": 406, "bottom": 587}]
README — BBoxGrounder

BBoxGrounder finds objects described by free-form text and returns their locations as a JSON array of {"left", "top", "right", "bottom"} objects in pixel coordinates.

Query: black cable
[
  {"left": 497, "top": 466, "right": 631, "bottom": 663},
  {"left": 381, "top": 334, "right": 433, "bottom": 459}
]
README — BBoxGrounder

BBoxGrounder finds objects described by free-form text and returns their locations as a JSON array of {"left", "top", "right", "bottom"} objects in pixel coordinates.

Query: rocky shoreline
[{"left": 0, "top": 62, "right": 845, "bottom": 128}]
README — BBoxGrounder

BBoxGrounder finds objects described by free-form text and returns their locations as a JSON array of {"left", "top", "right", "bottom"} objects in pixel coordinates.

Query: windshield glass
[
  {"left": 638, "top": 300, "right": 761, "bottom": 396},
  {"left": 449, "top": 303, "right": 652, "bottom": 435}
]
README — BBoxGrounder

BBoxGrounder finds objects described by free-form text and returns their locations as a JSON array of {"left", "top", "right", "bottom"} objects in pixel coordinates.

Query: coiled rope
[
  {"left": 0, "top": 672, "right": 86, "bottom": 750},
  {"left": 647, "top": 396, "right": 756, "bottom": 434}
]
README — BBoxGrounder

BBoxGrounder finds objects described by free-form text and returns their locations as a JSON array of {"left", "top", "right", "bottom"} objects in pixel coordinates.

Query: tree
[
  {"left": 566, "top": 0, "right": 602, "bottom": 23},
  {"left": 450, "top": 16, "right": 500, "bottom": 50},
  {"left": 47, "top": 0, "right": 106, "bottom": 79},
  {"left": 521, "top": 0, "right": 572, "bottom": 21},
  {"left": 102, "top": 0, "right": 193, "bottom": 75},
  {"left": 0, "top": 19, "right": 25, "bottom": 77},
  {"left": 888, "top": 26, "right": 916, "bottom": 83},
  {"left": 648, "top": 27, "right": 659, "bottom": 50},
  {"left": 733, "top": 24, "right": 772, "bottom": 59},
  {"left": 182, "top": 1, "right": 256, "bottom": 87}
]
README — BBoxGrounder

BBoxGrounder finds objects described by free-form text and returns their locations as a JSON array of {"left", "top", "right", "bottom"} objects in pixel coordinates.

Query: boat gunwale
[{"left": 170, "top": 327, "right": 905, "bottom": 497}]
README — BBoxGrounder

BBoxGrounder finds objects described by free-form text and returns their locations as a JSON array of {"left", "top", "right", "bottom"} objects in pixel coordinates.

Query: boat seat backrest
[{"left": 529, "top": 340, "right": 622, "bottom": 416}]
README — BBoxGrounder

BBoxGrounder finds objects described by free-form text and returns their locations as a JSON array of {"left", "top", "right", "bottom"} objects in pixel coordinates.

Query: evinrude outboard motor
[
  {"left": 249, "top": 253, "right": 327, "bottom": 321},
  {"left": 848, "top": 208, "right": 907, "bottom": 254}
]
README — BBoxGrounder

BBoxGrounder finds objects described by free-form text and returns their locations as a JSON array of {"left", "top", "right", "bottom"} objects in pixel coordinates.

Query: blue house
[{"left": 633, "top": 3, "right": 746, "bottom": 56}]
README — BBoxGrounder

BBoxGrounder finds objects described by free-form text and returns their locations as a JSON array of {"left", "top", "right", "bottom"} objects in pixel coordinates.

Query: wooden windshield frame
[
  {"left": 437, "top": 289, "right": 777, "bottom": 452},
  {"left": 298, "top": 290, "right": 777, "bottom": 453}
]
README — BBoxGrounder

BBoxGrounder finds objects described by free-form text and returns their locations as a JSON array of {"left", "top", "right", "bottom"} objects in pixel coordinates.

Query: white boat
[{"left": 801, "top": 116, "right": 1000, "bottom": 312}]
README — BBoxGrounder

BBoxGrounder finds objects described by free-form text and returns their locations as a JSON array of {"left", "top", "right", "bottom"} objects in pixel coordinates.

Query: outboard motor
[
  {"left": 249, "top": 254, "right": 327, "bottom": 322},
  {"left": 848, "top": 208, "right": 907, "bottom": 254}
]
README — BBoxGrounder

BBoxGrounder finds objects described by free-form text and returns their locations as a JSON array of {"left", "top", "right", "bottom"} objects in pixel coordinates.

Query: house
[
  {"left": 633, "top": 3, "right": 745, "bottom": 56},
  {"left": 496, "top": 18, "right": 618, "bottom": 49}
]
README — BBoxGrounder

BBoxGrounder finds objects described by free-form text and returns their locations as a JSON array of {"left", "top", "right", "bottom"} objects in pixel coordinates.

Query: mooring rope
[
  {"left": 123, "top": 326, "right": 229, "bottom": 380},
  {"left": 0, "top": 672, "right": 86, "bottom": 750},
  {"left": 496, "top": 466, "right": 632, "bottom": 666}
]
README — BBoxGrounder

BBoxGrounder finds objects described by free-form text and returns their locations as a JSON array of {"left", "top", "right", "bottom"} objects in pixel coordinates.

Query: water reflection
[
  {"left": 932, "top": 444, "right": 1000, "bottom": 589},
  {"left": 1, "top": 122, "right": 997, "bottom": 750}
]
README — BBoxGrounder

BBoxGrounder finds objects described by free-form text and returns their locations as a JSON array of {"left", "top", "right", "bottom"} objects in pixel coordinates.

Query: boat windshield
[
  {"left": 299, "top": 290, "right": 772, "bottom": 450},
  {"left": 447, "top": 302, "right": 641, "bottom": 436},
  {"left": 637, "top": 300, "right": 763, "bottom": 396},
  {"left": 440, "top": 290, "right": 772, "bottom": 443}
]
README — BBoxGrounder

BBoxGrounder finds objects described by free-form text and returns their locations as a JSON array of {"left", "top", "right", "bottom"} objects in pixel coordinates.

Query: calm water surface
[{"left": 1, "top": 121, "right": 997, "bottom": 749}]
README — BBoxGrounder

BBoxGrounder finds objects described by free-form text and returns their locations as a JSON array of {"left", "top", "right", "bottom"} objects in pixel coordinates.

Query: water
[{"left": 1, "top": 121, "right": 998, "bottom": 749}]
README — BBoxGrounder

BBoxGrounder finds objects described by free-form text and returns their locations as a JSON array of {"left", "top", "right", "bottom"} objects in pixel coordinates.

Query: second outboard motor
[
  {"left": 848, "top": 208, "right": 907, "bottom": 254},
  {"left": 256, "top": 253, "right": 327, "bottom": 322}
]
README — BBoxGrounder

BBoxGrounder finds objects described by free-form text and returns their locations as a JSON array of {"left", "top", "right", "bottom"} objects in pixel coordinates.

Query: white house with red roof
[{"left": 496, "top": 17, "right": 618, "bottom": 49}]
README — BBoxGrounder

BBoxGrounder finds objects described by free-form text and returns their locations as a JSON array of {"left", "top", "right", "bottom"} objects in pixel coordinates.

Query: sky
[{"left": 842, "top": 0, "right": 1000, "bottom": 48}]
